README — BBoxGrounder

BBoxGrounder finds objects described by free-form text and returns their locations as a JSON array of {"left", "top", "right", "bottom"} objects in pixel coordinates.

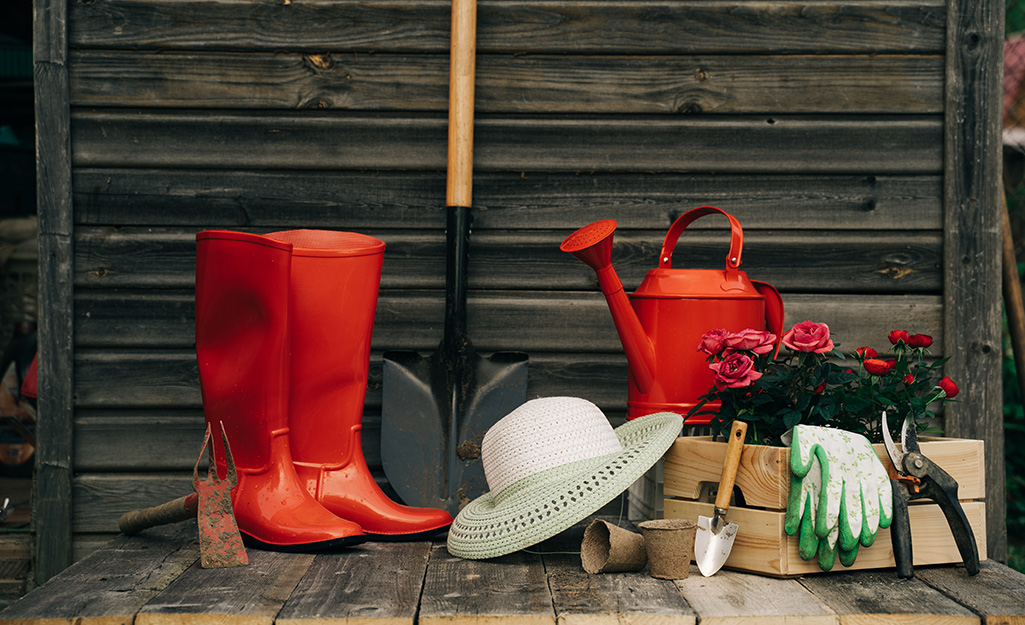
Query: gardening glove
[{"left": 783, "top": 425, "right": 893, "bottom": 570}]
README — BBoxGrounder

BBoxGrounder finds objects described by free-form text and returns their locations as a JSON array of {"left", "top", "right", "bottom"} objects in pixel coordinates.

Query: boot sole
[
  {"left": 241, "top": 532, "right": 368, "bottom": 553},
  {"left": 363, "top": 525, "right": 451, "bottom": 542}
]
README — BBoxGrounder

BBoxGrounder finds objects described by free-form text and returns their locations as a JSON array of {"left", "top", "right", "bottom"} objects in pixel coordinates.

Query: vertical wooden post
[
  {"left": 33, "top": 0, "right": 75, "bottom": 582},
  {"left": 943, "top": 0, "right": 1006, "bottom": 560}
]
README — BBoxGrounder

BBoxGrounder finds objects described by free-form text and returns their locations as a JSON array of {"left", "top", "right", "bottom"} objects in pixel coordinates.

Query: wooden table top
[{"left": 1, "top": 520, "right": 1023, "bottom": 625}]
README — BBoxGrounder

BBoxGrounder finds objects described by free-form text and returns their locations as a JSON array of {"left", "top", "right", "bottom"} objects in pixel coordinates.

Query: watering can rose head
[{"left": 688, "top": 323, "right": 959, "bottom": 445}]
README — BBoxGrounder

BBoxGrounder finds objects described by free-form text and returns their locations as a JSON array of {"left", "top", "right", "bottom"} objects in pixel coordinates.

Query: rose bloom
[
  {"left": 709, "top": 352, "right": 763, "bottom": 389},
  {"left": 855, "top": 346, "right": 878, "bottom": 360},
  {"left": 722, "top": 328, "right": 777, "bottom": 355},
  {"left": 938, "top": 376, "right": 960, "bottom": 398},
  {"left": 903, "top": 373, "right": 915, "bottom": 384},
  {"left": 889, "top": 330, "right": 910, "bottom": 345},
  {"left": 907, "top": 333, "right": 933, "bottom": 349},
  {"left": 864, "top": 358, "right": 896, "bottom": 376},
  {"left": 782, "top": 320, "right": 835, "bottom": 353},
  {"left": 697, "top": 329, "right": 729, "bottom": 355}
]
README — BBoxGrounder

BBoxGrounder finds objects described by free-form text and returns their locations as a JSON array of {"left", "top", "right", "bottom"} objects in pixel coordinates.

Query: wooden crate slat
[
  {"left": 69, "top": 51, "right": 943, "bottom": 115},
  {"left": 68, "top": 0, "right": 945, "bottom": 54},
  {"left": 69, "top": 111, "right": 943, "bottom": 174},
  {"left": 72, "top": 227, "right": 943, "bottom": 292},
  {"left": 73, "top": 170, "right": 943, "bottom": 231}
]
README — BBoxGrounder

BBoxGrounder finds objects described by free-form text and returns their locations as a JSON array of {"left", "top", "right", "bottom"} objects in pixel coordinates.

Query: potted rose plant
[{"left": 687, "top": 320, "right": 959, "bottom": 445}]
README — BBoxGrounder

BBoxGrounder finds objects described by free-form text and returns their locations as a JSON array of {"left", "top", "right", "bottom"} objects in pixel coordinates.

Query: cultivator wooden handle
[{"left": 119, "top": 493, "right": 199, "bottom": 535}]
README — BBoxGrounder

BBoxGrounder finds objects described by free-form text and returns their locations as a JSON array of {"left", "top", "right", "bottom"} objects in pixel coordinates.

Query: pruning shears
[{"left": 882, "top": 410, "right": 979, "bottom": 579}]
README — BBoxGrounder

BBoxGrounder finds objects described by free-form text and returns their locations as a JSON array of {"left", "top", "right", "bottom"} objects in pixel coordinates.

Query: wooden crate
[{"left": 662, "top": 436, "right": 988, "bottom": 577}]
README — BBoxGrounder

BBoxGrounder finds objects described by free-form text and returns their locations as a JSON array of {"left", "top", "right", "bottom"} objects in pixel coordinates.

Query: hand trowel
[{"left": 695, "top": 419, "right": 747, "bottom": 576}]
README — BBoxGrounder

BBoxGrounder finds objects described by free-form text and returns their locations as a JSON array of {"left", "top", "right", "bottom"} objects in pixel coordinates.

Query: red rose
[
  {"left": 855, "top": 346, "right": 878, "bottom": 360},
  {"left": 813, "top": 381, "right": 826, "bottom": 394},
  {"left": 709, "top": 352, "right": 763, "bottom": 389},
  {"left": 722, "top": 328, "right": 777, "bottom": 355},
  {"left": 907, "top": 333, "right": 933, "bottom": 349},
  {"left": 938, "top": 376, "right": 959, "bottom": 398},
  {"left": 697, "top": 329, "right": 729, "bottom": 356},
  {"left": 782, "top": 320, "right": 835, "bottom": 354},
  {"left": 903, "top": 373, "right": 915, "bottom": 384},
  {"left": 888, "top": 330, "right": 910, "bottom": 345},
  {"left": 864, "top": 358, "right": 895, "bottom": 376}
]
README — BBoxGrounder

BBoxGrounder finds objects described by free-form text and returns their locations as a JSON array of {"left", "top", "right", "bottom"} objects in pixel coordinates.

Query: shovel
[
  {"left": 695, "top": 419, "right": 747, "bottom": 576},
  {"left": 118, "top": 422, "right": 248, "bottom": 568},
  {"left": 380, "top": 0, "right": 528, "bottom": 516}
]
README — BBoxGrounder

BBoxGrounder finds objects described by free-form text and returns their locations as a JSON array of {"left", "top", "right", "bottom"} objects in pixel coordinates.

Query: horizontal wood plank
[
  {"left": 69, "top": 51, "right": 943, "bottom": 115},
  {"left": 68, "top": 0, "right": 945, "bottom": 54},
  {"left": 71, "top": 292, "right": 943, "bottom": 353},
  {"left": 0, "top": 523, "right": 198, "bottom": 625},
  {"left": 73, "top": 227, "right": 942, "bottom": 292},
  {"left": 797, "top": 571, "right": 979, "bottom": 624},
  {"left": 916, "top": 562, "right": 1025, "bottom": 624},
  {"left": 73, "top": 170, "right": 943, "bottom": 231},
  {"left": 675, "top": 567, "right": 836, "bottom": 624},
  {"left": 69, "top": 111, "right": 943, "bottom": 174}
]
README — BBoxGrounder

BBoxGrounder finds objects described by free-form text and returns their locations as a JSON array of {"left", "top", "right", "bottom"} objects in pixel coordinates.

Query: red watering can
[{"left": 561, "top": 206, "right": 784, "bottom": 423}]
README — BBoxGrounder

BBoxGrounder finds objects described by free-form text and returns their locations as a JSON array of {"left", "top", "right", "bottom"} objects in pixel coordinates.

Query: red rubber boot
[
  {"left": 265, "top": 229, "right": 453, "bottom": 540},
  {"left": 195, "top": 230, "right": 366, "bottom": 551}
]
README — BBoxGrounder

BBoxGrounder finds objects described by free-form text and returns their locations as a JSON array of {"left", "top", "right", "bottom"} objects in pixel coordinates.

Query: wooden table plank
[
  {"left": 135, "top": 548, "right": 315, "bottom": 625},
  {"left": 675, "top": 566, "right": 837, "bottom": 625},
  {"left": 420, "top": 544, "right": 555, "bottom": 625},
  {"left": 916, "top": 561, "right": 1025, "bottom": 625},
  {"left": 798, "top": 570, "right": 979, "bottom": 625},
  {"left": 275, "top": 541, "right": 431, "bottom": 625},
  {"left": 0, "top": 523, "right": 198, "bottom": 625},
  {"left": 544, "top": 550, "right": 696, "bottom": 625}
]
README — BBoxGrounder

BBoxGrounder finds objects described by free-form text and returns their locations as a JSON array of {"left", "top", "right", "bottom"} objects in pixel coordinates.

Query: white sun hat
[{"left": 446, "top": 397, "right": 683, "bottom": 559}]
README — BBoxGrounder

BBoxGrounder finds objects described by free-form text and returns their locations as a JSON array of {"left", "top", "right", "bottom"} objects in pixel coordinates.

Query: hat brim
[{"left": 446, "top": 411, "right": 683, "bottom": 559}]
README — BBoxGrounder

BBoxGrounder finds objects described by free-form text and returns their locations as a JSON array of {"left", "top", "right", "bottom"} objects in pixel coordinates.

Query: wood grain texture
[
  {"left": 71, "top": 227, "right": 943, "bottom": 292},
  {"left": 543, "top": 551, "right": 696, "bottom": 625},
  {"left": 275, "top": 542, "right": 430, "bottom": 625},
  {"left": 69, "top": 111, "right": 943, "bottom": 174},
  {"left": 135, "top": 550, "right": 315, "bottom": 625},
  {"left": 0, "top": 523, "right": 198, "bottom": 625},
  {"left": 68, "top": 0, "right": 945, "bottom": 54},
  {"left": 916, "top": 561, "right": 1025, "bottom": 624},
  {"left": 34, "top": 0, "right": 76, "bottom": 585},
  {"left": 798, "top": 570, "right": 979, "bottom": 624},
  {"left": 73, "top": 170, "right": 942, "bottom": 230},
  {"left": 675, "top": 567, "right": 836, "bottom": 624},
  {"left": 941, "top": 0, "right": 1006, "bottom": 562},
  {"left": 419, "top": 544, "right": 555, "bottom": 625},
  {"left": 69, "top": 51, "right": 943, "bottom": 115}
]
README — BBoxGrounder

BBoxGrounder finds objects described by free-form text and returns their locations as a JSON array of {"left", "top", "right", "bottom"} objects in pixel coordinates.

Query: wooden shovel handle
[
  {"left": 714, "top": 421, "right": 748, "bottom": 511},
  {"left": 447, "top": 0, "right": 476, "bottom": 209},
  {"left": 119, "top": 492, "right": 199, "bottom": 535}
]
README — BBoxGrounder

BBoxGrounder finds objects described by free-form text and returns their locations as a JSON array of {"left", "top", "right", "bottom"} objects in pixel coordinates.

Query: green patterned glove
[{"left": 783, "top": 425, "right": 893, "bottom": 570}]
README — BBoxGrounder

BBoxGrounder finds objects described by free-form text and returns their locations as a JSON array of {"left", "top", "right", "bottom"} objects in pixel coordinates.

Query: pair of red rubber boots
[{"left": 195, "top": 229, "right": 452, "bottom": 550}]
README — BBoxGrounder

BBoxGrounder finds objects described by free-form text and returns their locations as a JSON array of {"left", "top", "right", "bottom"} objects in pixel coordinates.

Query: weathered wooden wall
[{"left": 33, "top": 0, "right": 1003, "bottom": 580}]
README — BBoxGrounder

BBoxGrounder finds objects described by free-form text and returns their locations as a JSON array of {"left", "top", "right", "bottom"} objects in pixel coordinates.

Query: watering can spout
[{"left": 560, "top": 220, "right": 656, "bottom": 394}]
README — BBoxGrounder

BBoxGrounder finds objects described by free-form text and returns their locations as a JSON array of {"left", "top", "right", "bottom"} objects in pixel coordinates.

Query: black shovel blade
[{"left": 381, "top": 347, "right": 527, "bottom": 516}]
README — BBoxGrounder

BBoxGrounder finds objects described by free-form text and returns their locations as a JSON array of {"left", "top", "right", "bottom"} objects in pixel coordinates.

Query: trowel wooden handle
[
  {"left": 714, "top": 420, "right": 748, "bottom": 511},
  {"left": 119, "top": 492, "right": 199, "bottom": 535}
]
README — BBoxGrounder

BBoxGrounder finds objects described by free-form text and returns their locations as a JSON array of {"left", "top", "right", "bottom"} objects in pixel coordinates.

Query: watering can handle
[{"left": 659, "top": 206, "right": 744, "bottom": 270}]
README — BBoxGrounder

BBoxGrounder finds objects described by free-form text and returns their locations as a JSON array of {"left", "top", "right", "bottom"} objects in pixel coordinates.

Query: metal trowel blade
[{"left": 695, "top": 513, "right": 738, "bottom": 577}]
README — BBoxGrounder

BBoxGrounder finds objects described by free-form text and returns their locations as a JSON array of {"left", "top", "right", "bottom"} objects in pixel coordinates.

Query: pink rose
[
  {"left": 722, "top": 329, "right": 777, "bottom": 355},
  {"left": 782, "top": 320, "right": 835, "bottom": 354},
  {"left": 697, "top": 329, "right": 729, "bottom": 355},
  {"left": 709, "top": 352, "right": 762, "bottom": 389}
]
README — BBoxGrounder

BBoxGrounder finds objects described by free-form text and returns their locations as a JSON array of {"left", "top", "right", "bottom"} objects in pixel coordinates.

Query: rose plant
[{"left": 688, "top": 321, "right": 958, "bottom": 445}]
